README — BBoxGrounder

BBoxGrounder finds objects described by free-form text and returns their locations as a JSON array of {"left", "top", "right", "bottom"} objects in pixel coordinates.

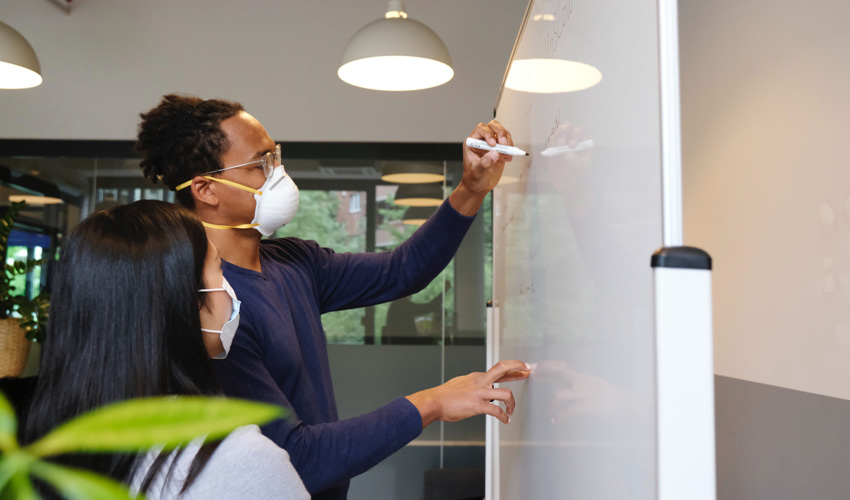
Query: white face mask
[
  {"left": 251, "top": 164, "right": 300, "bottom": 236},
  {"left": 185, "top": 164, "right": 300, "bottom": 236},
  {"left": 199, "top": 276, "right": 241, "bottom": 359}
]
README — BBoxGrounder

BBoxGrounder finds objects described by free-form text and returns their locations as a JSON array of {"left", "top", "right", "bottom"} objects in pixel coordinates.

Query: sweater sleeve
[
  {"left": 314, "top": 197, "right": 476, "bottom": 312},
  {"left": 211, "top": 319, "right": 423, "bottom": 494}
]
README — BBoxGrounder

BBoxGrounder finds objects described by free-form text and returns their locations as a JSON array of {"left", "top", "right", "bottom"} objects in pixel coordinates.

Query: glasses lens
[
  {"left": 261, "top": 145, "right": 282, "bottom": 178},
  {"left": 261, "top": 152, "right": 274, "bottom": 178}
]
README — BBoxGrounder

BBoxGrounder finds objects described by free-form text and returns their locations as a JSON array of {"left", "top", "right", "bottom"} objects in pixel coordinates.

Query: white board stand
[{"left": 652, "top": 247, "right": 716, "bottom": 500}]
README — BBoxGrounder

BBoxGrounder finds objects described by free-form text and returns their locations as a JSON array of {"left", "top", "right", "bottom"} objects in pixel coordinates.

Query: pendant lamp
[
  {"left": 401, "top": 206, "right": 436, "bottom": 226},
  {"left": 338, "top": 1, "right": 453, "bottom": 91},
  {"left": 381, "top": 162, "right": 445, "bottom": 184},
  {"left": 393, "top": 184, "right": 444, "bottom": 207},
  {"left": 10, "top": 175, "right": 62, "bottom": 205},
  {"left": 0, "top": 21, "right": 42, "bottom": 89}
]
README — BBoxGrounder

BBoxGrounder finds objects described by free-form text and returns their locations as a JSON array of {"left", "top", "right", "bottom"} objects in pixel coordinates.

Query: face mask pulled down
[{"left": 199, "top": 276, "right": 241, "bottom": 359}]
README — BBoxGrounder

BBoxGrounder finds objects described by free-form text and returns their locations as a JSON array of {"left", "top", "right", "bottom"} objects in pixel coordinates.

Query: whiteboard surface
[{"left": 493, "top": 1, "right": 665, "bottom": 498}]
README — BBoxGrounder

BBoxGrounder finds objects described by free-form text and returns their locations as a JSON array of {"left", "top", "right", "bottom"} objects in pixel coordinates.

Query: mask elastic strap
[
  {"left": 176, "top": 176, "right": 264, "bottom": 195},
  {"left": 202, "top": 221, "right": 259, "bottom": 230},
  {"left": 198, "top": 287, "right": 225, "bottom": 293}
]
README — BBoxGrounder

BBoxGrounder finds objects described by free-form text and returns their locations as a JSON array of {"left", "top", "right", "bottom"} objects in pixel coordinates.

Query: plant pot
[{"left": 0, "top": 318, "right": 31, "bottom": 378}]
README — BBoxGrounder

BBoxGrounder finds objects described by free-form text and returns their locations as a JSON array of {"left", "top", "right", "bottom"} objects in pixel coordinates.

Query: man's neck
[{"left": 205, "top": 227, "right": 263, "bottom": 272}]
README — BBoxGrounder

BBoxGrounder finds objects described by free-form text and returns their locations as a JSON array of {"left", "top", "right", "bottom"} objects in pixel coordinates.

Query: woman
[{"left": 24, "top": 200, "right": 308, "bottom": 499}]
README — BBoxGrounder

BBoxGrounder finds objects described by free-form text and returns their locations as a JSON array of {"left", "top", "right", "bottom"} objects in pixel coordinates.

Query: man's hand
[
  {"left": 406, "top": 360, "right": 531, "bottom": 428},
  {"left": 449, "top": 120, "right": 515, "bottom": 216}
]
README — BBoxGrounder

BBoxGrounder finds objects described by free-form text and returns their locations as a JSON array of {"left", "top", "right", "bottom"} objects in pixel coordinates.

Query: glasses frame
[{"left": 205, "top": 144, "right": 281, "bottom": 179}]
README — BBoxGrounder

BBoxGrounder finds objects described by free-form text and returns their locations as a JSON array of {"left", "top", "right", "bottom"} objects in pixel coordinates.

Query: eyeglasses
[{"left": 206, "top": 144, "right": 282, "bottom": 179}]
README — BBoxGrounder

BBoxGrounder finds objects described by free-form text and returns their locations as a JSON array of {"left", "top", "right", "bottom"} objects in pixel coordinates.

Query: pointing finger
[{"left": 484, "top": 360, "right": 531, "bottom": 385}]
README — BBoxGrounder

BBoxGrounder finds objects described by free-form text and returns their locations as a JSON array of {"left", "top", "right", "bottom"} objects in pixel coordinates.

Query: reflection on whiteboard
[
  {"left": 505, "top": 59, "right": 602, "bottom": 93},
  {"left": 492, "top": 0, "right": 666, "bottom": 498}
]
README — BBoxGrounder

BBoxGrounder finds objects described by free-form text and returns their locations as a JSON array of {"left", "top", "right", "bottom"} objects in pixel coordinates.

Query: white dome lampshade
[
  {"left": 0, "top": 22, "right": 42, "bottom": 89},
  {"left": 338, "top": 1, "right": 453, "bottom": 91}
]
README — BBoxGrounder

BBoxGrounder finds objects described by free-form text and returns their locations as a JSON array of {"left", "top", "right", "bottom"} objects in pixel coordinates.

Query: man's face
[{"left": 214, "top": 111, "right": 277, "bottom": 225}]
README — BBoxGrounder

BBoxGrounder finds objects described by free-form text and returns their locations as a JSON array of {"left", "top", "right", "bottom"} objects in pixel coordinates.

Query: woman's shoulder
[
  {"left": 215, "top": 424, "right": 289, "bottom": 461},
  {"left": 134, "top": 425, "right": 309, "bottom": 500},
  {"left": 185, "top": 425, "right": 309, "bottom": 499}
]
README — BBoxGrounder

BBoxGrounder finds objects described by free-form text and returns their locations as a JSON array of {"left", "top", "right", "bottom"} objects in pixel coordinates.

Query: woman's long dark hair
[{"left": 24, "top": 200, "right": 221, "bottom": 496}]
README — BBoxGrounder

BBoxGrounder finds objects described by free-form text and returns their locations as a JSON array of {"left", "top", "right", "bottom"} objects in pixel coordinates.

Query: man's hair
[{"left": 134, "top": 94, "right": 245, "bottom": 208}]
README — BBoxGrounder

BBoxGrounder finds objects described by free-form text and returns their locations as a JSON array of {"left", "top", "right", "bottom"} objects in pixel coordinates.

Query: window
[
  {"left": 348, "top": 192, "right": 362, "bottom": 213},
  {"left": 272, "top": 189, "right": 367, "bottom": 344}
]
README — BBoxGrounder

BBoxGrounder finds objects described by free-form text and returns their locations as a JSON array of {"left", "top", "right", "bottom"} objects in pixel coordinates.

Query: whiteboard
[{"left": 491, "top": 0, "right": 677, "bottom": 498}]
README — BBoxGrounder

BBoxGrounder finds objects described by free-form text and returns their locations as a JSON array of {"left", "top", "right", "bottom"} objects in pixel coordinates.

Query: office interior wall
[
  {"left": 0, "top": 1, "right": 526, "bottom": 143},
  {"left": 679, "top": 0, "right": 850, "bottom": 496},
  {"left": 680, "top": 0, "right": 850, "bottom": 401}
]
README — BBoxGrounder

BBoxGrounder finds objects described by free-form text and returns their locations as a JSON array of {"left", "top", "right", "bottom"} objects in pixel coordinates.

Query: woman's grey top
[{"left": 130, "top": 425, "right": 309, "bottom": 499}]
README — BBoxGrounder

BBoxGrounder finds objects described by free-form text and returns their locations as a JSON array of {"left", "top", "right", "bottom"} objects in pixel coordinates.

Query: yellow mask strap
[
  {"left": 202, "top": 221, "right": 259, "bottom": 230},
  {"left": 176, "top": 176, "right": 263, "bottom": 196}
]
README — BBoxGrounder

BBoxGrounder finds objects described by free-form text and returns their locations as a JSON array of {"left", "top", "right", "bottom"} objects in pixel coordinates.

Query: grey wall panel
[
  {"left": 328, "top": 345, "right": 487, "bottom": 500},
  {"left": 715, "top": 376, "right": 850, "bottom": 499}
]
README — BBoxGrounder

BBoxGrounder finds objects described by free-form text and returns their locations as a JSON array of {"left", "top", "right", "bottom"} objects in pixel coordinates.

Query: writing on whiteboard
[
  {"left": 519, "top": 282, "right": 536, "bottom": 296},
  {"left": 541, "top": 0, "right": 575, "bottom": 54},
  {"left": 544, "top": 110, "right": 563, "bottom": 149}
]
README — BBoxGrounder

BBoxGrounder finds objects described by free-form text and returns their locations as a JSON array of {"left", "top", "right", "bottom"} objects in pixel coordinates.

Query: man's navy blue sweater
[{"left": 211, "top": 199, "right": 475, "bottom": 499}]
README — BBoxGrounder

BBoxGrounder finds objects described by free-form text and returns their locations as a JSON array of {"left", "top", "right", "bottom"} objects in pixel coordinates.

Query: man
[{"left": 135, "top": 94, "right": 528, "bottom": 499}]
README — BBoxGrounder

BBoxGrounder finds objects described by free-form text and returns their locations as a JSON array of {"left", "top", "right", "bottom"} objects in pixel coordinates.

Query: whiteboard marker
[{"left": 466, "top": 137, "right": 529, "bottom": 156}]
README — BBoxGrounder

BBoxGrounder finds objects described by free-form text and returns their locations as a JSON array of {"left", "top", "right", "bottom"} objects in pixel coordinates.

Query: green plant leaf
[
  {"left": 0, "top": 392, "right": 17, "bottom": 453},
  {"left": 27, "top": 396, "right": 285, "bottom": 457},
  {"left": 0, "top": 451, "right": 35, "bottom": 498},
  {"left": 0, "top": 457, "right": 19, "bottom": 494},
  {"left": 7, "top": 468, "right": 37, "bottom": 500},
  {"left": 30, "top": 460, "right": 139, "bottom": 500}
]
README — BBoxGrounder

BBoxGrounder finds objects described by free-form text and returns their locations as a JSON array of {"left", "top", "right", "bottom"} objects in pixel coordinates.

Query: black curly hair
[{"left": 134, "top": 94, "right": 245, "bottom": 208}]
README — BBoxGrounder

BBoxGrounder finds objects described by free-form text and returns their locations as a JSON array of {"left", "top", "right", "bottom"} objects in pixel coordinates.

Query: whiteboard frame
[
  {"left": 494, "top": 0, "right": 535, "bottom": 115},
  {"left": 658, "top": 0, "right": 683, "bottom": 246},
  {"left": 488, "top": 0, "right": 532, "bottom": 492}
]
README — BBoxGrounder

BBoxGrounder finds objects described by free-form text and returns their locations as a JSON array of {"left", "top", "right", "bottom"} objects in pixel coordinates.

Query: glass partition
[{"left": 0, "top": 145, "right": 489, "bottom": 500}]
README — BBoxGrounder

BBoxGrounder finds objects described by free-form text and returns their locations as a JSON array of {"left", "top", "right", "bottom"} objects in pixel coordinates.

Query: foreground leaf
[
  {"left": 0, "top": 392, "right": 16, "bottom": 452},
  {"left": 30, "top": 460, "right": 139, "bottom": 500},
  {"left": 27, "top": 396, "right": 285, "bottom": 457},
  {"left": 0, "top": 455, "right": 23, "bottom": 494},
  {"left": 7, "top": 468, "right": 37, "bottom": 500}
]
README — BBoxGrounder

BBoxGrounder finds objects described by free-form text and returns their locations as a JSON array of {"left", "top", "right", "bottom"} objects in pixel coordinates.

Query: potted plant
[{"left": 0, "top": 200, "right": 50, "bottom": 378}]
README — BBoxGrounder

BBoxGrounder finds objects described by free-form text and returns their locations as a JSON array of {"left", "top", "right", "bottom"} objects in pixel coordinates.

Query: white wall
[
  {"left": 681, "top": 0, "right": 850, "bottom": 400},
  {"left": 0, "top": 0, "right": 526, "bottom": 142}
]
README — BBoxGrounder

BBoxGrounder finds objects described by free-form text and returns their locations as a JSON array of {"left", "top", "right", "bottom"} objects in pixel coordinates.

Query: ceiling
[
  {"left": 0, "top": 0, "right": 528, "bottom": 198},
  {"left": 0, "top": 1, "right": 528, "bottom": 142}
]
